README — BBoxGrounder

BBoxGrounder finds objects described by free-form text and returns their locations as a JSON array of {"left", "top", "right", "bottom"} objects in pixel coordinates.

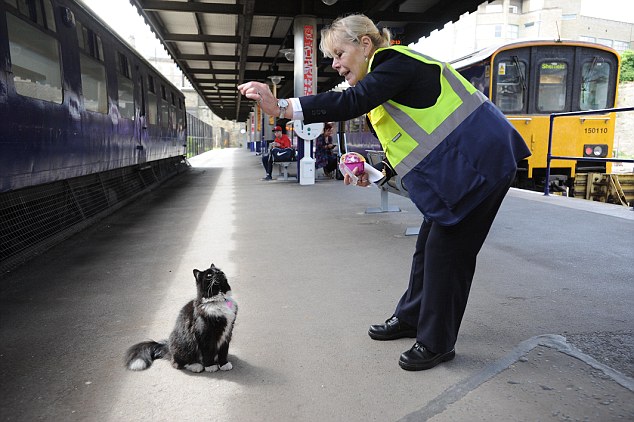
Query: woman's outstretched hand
[{"left": 238, "top": 81, "right": 278, "bottom": 116}]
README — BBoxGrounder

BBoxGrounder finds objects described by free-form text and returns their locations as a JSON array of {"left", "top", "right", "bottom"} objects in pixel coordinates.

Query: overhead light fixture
[
  {"left": 268, "top": 75, "right": 283, "bottom": 85},
  {"left": 322, "top": 0, "right": 338, "bottom": 5},
  {"left": 280, "top": 48, "right": 294, "bottom": 61},
  {"left": 267, "top": 64, "right": 284, "bottom": 86}
]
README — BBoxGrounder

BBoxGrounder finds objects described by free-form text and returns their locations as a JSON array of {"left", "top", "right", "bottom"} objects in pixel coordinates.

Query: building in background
[{"left": 413, "top": 0, "right": 634, "bottom": 61}]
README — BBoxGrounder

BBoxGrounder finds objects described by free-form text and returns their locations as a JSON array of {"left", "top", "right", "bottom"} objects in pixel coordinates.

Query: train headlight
[{"left": 583, "top": 144, "right": 608, "bottom": 158}]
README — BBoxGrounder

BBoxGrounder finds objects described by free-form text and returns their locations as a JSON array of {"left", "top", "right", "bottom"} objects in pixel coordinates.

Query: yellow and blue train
[{"left": 450, "top": 39, "right": 621, "bottom": 192}]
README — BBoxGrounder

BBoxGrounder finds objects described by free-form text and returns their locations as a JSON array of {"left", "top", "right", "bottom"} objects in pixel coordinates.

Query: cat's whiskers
[{"left": 206, "top": 280, "right": 217, "bottom": 297}]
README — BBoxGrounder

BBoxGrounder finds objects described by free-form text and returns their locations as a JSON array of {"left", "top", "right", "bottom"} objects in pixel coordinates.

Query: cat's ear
[
  {"left": 193, "top": 269, "right": 200, "bottom": 279},
  {"left": 210, "top": 263, "right": 216, "bottom": 269}
]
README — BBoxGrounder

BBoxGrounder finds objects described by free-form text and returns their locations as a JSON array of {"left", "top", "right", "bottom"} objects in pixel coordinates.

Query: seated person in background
[
  {"left": 315, "top": 122, "right": 338, "bottom": 177},
  {"left": 262, "top": 125, "right": 292, "bottom": 180}
]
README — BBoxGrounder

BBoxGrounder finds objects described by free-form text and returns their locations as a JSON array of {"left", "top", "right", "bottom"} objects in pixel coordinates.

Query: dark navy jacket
[{"left": 300, "top": 49, "right": 531, "bottom": 225}]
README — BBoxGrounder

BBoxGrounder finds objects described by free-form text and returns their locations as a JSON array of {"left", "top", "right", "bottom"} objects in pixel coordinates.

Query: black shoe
[
  {"left": 398, "top": 343, "right": 455, "bottom": 371},
  {"left": 368, "top": 316, "right": 417, "bottom": 340},
  {"left": 261, "top": 175, "right": 272, "bottom": 181}
]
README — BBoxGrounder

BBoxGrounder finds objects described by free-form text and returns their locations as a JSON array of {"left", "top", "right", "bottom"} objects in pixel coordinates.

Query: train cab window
[
  {"left": 117, "top": 52, "right": 135, "bottom": 119},
  {"left": 495, "top": 60, "right": 525, "bottom": 113},
  {"left": 77, "top": 21, "right": 107, "bottom": 113},
  {"left": 147, "top": 75, "right": 157, "bottom": 125},
  {"left": 537, "top": 61, "right": 567, "bottom": 112},
  {"left": 580, "top": 59, "right": 611, "bottom": 110},
  {"left": 5, "top": 8, "right": 62, "bottom": 103}
]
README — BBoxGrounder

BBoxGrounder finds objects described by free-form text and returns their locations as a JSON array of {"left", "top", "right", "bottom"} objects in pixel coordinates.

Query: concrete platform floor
[{"left": 1, "top": 148, "right": 632, "bottom": 421}]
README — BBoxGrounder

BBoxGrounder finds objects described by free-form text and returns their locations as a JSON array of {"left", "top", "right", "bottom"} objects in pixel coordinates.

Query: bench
[
  {"left": 365, "top": 151, "right": 419, "bottom": 236},
  {"left": 272, "top": 160, "right": 297, "bottom": 181}
]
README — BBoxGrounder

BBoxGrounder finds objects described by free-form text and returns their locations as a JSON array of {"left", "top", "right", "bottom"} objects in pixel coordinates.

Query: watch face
[{"left": 278, "top": 99, "right": 289, "bottom": 107}]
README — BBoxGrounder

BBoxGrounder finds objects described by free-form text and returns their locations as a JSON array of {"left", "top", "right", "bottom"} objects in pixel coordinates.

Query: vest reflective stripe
[
  {"left": 388, "top": 82, "right": 487, "bottom": 176},
  {"left": 367, "top": 47, "right": 487, "bottom": 177}
]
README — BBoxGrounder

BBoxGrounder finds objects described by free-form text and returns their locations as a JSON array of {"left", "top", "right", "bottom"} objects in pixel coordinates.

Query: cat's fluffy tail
[{"left": 125, "top": 340, "right": 169, "bottom": 371}]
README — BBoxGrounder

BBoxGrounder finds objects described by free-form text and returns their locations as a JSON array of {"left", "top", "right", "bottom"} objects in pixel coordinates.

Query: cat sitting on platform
[{"left": 125, "top": 264, "right": 238, "bottom": 373}]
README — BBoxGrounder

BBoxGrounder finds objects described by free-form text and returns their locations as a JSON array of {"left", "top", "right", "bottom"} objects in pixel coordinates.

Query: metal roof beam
[
  {"left": 180, "top": 54, "right": 276, "bottom": 62},
  {"left": 140, "top": 0, "right": 242, "bottom": 14},
  {"left": 163, "top": 33, "right": 283, "bottom": 45}
]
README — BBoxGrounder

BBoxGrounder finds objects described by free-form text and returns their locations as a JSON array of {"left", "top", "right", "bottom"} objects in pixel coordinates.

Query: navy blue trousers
[{"left": 394, "top": 173, "right": 514, "bottom": 354}]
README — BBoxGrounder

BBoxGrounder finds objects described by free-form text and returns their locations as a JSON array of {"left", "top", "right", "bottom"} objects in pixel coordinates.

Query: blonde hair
[{"left": 320, "top": 14, "right": 391, "bottom": 58}]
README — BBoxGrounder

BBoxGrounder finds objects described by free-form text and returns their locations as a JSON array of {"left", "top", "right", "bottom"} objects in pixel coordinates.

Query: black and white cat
[{"left": 125, "top": 264, "right": 238, "bottom": 373}]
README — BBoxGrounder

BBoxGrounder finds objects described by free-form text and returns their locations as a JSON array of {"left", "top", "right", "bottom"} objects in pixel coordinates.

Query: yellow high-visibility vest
[{"left": 367, "top": 46, "right": 487, "bottom": 177}]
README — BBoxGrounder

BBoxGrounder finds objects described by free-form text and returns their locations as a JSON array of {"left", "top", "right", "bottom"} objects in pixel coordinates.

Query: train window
[
  {"left": 347, "top": 116, "right": 364, "bottom": 133},
  {"left": 77, "top": 22, "right": 104, "bottom": 61},
  {"left": 160, "top": 85, "right": 169, "bottom": 128},
  {"left": 117, "top": 52, "right": 134, "bottom": 119},
  {"left": 580, "top": 59, "right": 611, "bottom": 110},
  {"left": 537, "top": 61, "right": 567, "bottom": 112},
  {"left": 147, "top": 76, "right": 157, "bottom": 125},
  {"left": 6, "top": 13, "right": 63, "bottom": 103},
  {"left": 169, "top": 105, "right": 176, "bottom": 130},
  {"left": 461, "top": 64, "right": 490, "bottom": 96},
  {"left": 495, "top": 60, "right": 525, "bottom": 112},
  {"left": 77, "top": 21, "right": 107, "bottom": 113},
  {"left": 11, "top": 0, "right": 56, "bottom": 32},
  {"left": 169, "top": 92, "right": 176, "bottom": 129},
  {"left": 117, "top": 53, "right": 131, "bottom": 78},
  {"left": 79, "top": 53, "right": 107, "bottom": 113},
  {"left": 147, "top": 91, "right": 158, "bottom": 125},
  {"left": 177, "top": 109, "right": 184, "bottom": 132}
]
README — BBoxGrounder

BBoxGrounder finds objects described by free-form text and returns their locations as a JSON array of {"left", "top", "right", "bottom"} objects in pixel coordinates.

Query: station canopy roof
[{"left": 130, "top": 0, "right": 488, "bottom": 122}]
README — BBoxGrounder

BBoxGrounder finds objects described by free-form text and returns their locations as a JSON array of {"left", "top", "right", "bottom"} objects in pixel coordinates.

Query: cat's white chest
[
  {"left": 200, "top": 296, "right": 237, "bottom": 348},
  {"left": 201, "top": 297, "right": 236, "bottom": 320}
]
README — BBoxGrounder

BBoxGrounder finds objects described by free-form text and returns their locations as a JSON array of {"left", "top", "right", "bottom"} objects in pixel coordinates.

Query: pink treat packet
[{"left": 340, "top": 152, "right": 365, "bottom": 174}]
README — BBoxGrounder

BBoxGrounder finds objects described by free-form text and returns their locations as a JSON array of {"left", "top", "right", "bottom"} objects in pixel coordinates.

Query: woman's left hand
[{"left": 238, "top": 81, "right": 278, "bottom": 116}]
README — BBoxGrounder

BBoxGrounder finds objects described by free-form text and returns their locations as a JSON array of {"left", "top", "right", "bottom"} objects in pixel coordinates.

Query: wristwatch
[{"left": 277, "top": 98, "right": 289, "bottom": 119}]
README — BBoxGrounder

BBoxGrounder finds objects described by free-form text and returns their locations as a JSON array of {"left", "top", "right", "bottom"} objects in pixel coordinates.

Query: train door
[{"left": 529, "top": 45, "right": 577, "bottom": 183}]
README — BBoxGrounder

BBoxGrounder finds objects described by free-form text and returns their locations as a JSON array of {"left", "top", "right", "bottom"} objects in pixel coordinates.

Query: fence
[
  {"left": 186, "top": 113, "right": 215, "bottom": 157},
  {"left": 0, "top": 157, "right": 189, "bottom": 274}
]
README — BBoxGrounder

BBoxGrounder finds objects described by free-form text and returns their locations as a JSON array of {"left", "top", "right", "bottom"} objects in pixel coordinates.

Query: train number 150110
[{"left": 584, "top": 127, "right": 609, "bottom": 134}]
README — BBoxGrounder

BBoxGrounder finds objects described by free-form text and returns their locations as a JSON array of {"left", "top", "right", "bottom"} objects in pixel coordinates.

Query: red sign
[{"left": 303, "top": 25, "right": 314, "bottom": 95}]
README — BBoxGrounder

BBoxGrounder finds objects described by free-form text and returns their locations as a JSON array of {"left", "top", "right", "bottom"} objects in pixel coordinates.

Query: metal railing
[{"left": 544, "top": 106, "right": 634, "bottom": 197}]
